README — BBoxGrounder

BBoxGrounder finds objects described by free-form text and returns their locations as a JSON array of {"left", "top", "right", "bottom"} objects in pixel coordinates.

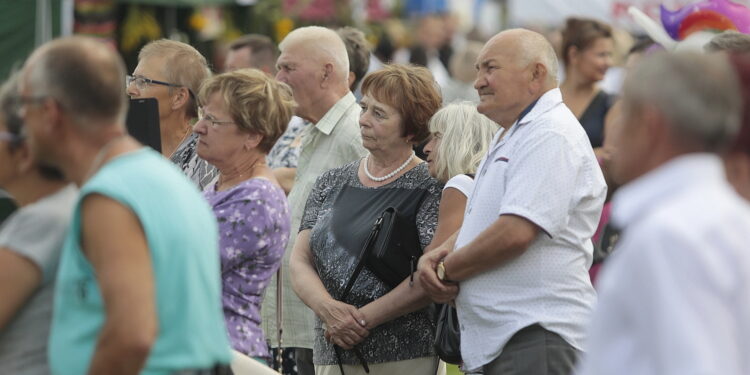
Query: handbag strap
[
  {"left": 274, "top": 268, "right": 283, "bottom": 372},
  {"left": 333, "top": 214, "right": 384, "bottom": 375},
  {"left": 340, "top": 215, "right": 383, "bottom": 301}
]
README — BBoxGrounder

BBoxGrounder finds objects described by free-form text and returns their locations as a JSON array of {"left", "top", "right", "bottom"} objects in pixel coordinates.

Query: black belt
[{"left": 171, "top": 364, "right": 233, "bottom": 375}]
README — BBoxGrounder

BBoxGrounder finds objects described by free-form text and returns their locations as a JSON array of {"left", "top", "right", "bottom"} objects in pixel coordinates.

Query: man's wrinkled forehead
[{"left": 476, "top": 43, "right": 506, "bottom": 69}]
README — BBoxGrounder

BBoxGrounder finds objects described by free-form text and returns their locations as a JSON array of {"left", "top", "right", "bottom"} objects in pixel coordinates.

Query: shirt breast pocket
[{"left": 469, "top": 159, "right": 509, "bottom": 215}]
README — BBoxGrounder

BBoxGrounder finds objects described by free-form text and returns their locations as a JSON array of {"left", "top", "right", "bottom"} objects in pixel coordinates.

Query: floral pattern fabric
[
  {"left": 204, "top": 178, "right": 291, "bottom": 359},
  {"left": 300, "top": 161, "right": 443, "bottom": 365},
  {"left": 267, "top": 116, "right": 309, "bottom": 169},
  {"left": 171, "top": 132, "right": 219, "bottom": 190}
]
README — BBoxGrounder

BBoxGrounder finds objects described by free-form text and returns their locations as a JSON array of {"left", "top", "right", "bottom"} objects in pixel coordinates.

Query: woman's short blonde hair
[
  {"left": 198, "top": 68, "right": 296, "bottom": 153},
  {"left": 429, "top": 102, "right": 499, "bottom": 183},
  {"left": 360, "top": 64, "right": 442, "bottom": 144}
]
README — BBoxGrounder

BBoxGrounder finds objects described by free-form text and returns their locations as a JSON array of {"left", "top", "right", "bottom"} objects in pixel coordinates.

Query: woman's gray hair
[
  {"left": 428, "top": 101, "right": 500, "bottom": 183},
  {"left": 623, "top": 51, "right": 741, "bottom": 152}
]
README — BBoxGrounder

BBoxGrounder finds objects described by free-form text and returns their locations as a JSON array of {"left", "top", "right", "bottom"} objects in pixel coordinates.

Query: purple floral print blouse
[{"left": 204, "top": 178, "right": 290, "bottom": 359}]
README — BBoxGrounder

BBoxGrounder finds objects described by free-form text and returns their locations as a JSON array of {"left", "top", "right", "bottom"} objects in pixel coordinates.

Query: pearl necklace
[{"left": 364, "top": 151, "right": 415, "bottom": 182}]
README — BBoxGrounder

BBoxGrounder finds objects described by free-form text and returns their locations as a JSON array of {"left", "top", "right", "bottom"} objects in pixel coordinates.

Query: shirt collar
[
  {"left": 490, "top": 88, "right": 562, "bottom": 150},
  {"left": 611, "top": 153, "right": 726, "bottom": 229},
  {"left": 516, "top": 87, "right": 563, "bottom": 127},
  {"left": 314, "top": 92, "right": 357, "bottom": 136}
]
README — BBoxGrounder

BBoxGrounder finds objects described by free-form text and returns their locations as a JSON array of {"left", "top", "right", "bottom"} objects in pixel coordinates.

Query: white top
[
  {"left": 0, "top": 184, "right": 78, "bottom": 375},
  {"left": 454, "top": 88, "right": 606, "bottom": 371},
  {"left": 444, "top": 174, "right": 474, "bottom": 198},
  {"left": 577, "top": 154, "right": 750, "bottom": 375}
]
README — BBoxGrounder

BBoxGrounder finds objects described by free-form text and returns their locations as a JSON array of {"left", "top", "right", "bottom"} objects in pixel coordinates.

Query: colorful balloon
[{"left": 660, "top": 0, "right": 750, "bottom": 40}]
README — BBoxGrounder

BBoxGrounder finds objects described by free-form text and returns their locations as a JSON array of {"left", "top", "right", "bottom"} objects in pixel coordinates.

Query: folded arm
[
  {"left": 443, "top": 214, "right": 538, "bottom": 281},
  {"left": 289, "top": 229, "right": 368, "bottom": 349}
]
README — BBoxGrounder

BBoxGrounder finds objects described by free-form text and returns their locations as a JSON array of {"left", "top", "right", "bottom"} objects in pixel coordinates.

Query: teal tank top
[{"left": 49, "top": 148, "right": 231, "bottom": 375}]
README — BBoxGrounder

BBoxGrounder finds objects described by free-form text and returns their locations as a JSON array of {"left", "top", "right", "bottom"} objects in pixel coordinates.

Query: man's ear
[
  {"left": 43, "top": 97, "right": 66, "bottom": 138},
  {"left": 15, "top": 142, "right": 34, "bottom": 174},
  {"left": 528, "top": 62, "right": 548, "bottom": 93},
  {"left": 531, "top": 62, "right": 547, "bottom": 83},
  {"left": 321, "top": 63, "right": 334, "bottom": 87}
]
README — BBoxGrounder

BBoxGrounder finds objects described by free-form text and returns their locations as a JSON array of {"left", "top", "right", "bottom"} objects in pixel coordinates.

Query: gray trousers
[{"left": 483, "top": 324, "right": 579, "bottom": 375}]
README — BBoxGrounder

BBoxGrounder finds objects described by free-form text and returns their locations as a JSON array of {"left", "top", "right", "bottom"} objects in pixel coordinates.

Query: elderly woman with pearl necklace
[{"left": 289, "top": 64, "right": 446, "bottom": 375}]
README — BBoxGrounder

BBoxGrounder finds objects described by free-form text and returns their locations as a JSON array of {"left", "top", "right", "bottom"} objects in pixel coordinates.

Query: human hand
[
  {"left": 418, "top": 245, "right": 459, "bottom": 303},
  {"left": 320, "top": 299, "right": 369, "bottom": 350}
]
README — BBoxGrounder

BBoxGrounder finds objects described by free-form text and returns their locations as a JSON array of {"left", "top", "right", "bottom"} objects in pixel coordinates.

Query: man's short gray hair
[
  {"left": 279, "top": 26, "right": 350, "bottom": 83},
  {"left": 27, "top": 36, "right": 128, "bottom": 125},
  {"left": 704, "top": 30, "right": 750, "bottom": 53},
  {"left": 514, "top": 29, "right": 559, "bottom": 86},
  {"left": 623, "top": 51, "right": 741, "bottom": 151}
]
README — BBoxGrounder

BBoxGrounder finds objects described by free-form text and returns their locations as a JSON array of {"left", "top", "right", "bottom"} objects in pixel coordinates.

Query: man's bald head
[
  {"left": 24, "top": 36, "right": 128, "bottom": 125},
  {"left": 474, "top": 29, "right": 559, "bottom": 126},
  {"left": 279, "top": 26, "right": 350, "bottom": 84},
  {"left": 483, "top": 29, "right": 559, "bottom": 87}
]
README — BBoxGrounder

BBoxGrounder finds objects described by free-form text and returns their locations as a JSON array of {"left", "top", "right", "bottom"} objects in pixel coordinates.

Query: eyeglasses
[
  {"left": 127, "top": 75, "right": 197, "bottom": 103},
  {"left": 127, "top": 75, "right": 198, "bottom": 114},
  {"left": 126, "top": 75, "right": 183, "bottom": 91},
  {"left": 197, "top": 107, "right": 235, "bottom": 128}
]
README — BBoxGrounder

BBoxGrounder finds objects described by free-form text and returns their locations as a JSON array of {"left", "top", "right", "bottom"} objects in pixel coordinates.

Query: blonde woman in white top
[{"left": 424, "top": 101, "right": 500, "bottom": 246}]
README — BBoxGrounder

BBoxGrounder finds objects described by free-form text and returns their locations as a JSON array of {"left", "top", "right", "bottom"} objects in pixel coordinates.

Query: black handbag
[
  {"left": 434, "top": 303, "right": 462, "bottom": 364},
  {"left": 366, "top": 206, "right": 423, "bottom": 288},
  {"left": 432, "top": 173, "right": 473, "bottom": 365},
  {"left": 331, "top": 185, "right": 428, "bottom": 290}
]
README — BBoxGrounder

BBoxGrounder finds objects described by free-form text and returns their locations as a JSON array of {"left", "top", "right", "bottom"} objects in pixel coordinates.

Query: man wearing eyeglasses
[{"left": 127, "top": 39, "right": 217, "bottom": 190}]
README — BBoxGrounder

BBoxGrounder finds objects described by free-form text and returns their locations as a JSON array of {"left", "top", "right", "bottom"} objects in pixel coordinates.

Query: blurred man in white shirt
[{"left": 577, "top": 52, "right": 750, "bottom": 375}]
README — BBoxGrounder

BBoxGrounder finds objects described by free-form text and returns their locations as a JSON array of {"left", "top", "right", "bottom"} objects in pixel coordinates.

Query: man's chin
[{"left": 476, "top": 101, "right": 490, "bottom": 115}]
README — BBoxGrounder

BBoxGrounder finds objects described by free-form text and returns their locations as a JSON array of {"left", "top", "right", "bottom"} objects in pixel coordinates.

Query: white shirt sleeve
[{"left": 443, "top": 174, "right": 474, "bottom": 199}]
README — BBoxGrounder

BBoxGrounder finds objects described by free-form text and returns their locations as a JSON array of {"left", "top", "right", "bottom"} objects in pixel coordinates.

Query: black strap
[
  {"left": 274, "top": 268, "right": 283, "bottom": 372},
  {"left": 333, "top": 215, "right": 383, "bottom": 375}
]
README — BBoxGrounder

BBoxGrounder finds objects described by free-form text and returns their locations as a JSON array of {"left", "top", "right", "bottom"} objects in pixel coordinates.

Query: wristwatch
[{"left": 437, "top": 260, "right": 449, "bottom": 281}]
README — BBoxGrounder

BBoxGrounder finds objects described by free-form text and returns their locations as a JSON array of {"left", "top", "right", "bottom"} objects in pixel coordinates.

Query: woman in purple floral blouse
[{"left": 194, "top": 69, "right": 295, "bottom": 363}]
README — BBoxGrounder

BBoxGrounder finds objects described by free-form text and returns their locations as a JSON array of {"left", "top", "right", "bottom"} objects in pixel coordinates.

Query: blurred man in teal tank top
[{"left": 18, "top": 36, "right": 232, "bottom": 375}]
